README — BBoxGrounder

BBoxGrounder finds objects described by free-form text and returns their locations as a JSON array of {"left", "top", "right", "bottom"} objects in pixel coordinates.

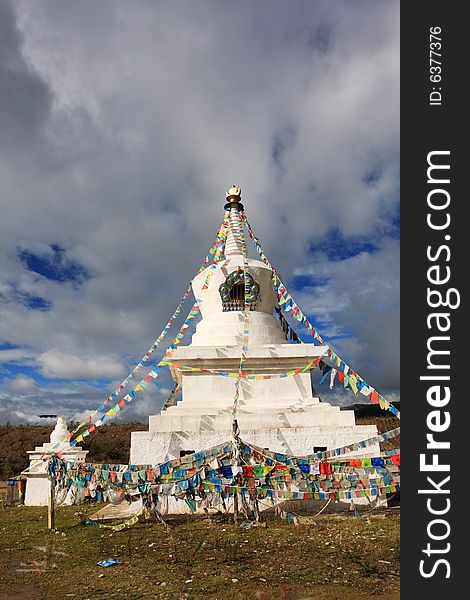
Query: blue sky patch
[
  {"left": 0, "top": 363, "right": 40, "bottom": 381},
  {"left": 18, "top": 244, "right": 91, "bottom": 286},
  {"left": 292, "top": 274, "right": 330, "bottom": 290},
  {"left": 362, "top": 165, "right": 382, "bottom": 186},
  {"left": 0, "top": 342, "right": 19, "bottom": 351},
  {"left": 19, "top": 292, "right": 51, "bottom": 311},
  {"left": 1, "top": 286, "right": 52, "bottom": 311},
  {"left": 308, "top": 227, "right": 380, "bottom": 261}
]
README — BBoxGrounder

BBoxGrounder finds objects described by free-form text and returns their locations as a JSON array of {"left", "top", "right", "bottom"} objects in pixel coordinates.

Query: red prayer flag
[
  {"left": 242, "top": 466, "right": 253, "bottom": 477},
  {"left": 319, "top": 462, "right": 332, "bottom": 475}
]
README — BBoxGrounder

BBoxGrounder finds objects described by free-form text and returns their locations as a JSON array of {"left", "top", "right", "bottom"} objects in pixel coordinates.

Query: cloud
[
  {"left": 6, "top": 374, "right": 37, "bottom": 393},
  {"left": 0, "top": 0, "right": 53, "bottom": 157},
  {"left": 0, "top": 0, "right": 399, "bottom": 422},
  {"left": 37, "top": 350, "right": 125, "bottom": 380},
  {"left": 0, "top": 347, "right": 37, "bottom": 365},
  {"left": 11, "top": 410, "right": 56, "bottom": 425},
  {"left": 312, "top": 386, "right": 401, "bottom": 409},
  {"left": 0, "top": 378, "right": 172, "bottom": 425}
]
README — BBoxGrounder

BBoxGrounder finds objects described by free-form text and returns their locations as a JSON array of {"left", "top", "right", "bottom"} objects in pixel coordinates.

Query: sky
[{"left": 0, "top": 0, "right": 399, "bottom": 424}]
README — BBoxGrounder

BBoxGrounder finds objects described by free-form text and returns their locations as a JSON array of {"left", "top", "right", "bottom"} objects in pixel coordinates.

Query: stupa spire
[{"left": 223, "top": 184, "right": 246, "bottom": 258}]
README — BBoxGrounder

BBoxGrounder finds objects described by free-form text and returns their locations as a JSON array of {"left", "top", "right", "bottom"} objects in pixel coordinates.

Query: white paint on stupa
[
  {"left": 130, "top": 186, "right": 379, "bottom": 466},
  {"left": 23, "top": 416, "right": 88, "bottom": 506}
]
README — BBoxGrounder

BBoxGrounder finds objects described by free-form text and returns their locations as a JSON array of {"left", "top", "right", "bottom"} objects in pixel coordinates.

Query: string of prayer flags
[
  {"left": 198, "top": 211, "right": 230, "bottom": 274},
  {"left": 102, "top": 216, "right": 227, "bottom": 405},
  {"left": 169, "top": 357, "right": 323, "bottom": 380},
  {"left": 24, "top": 237, "right": 223, "bottom": 473},
  {"left": 64, "top": 215, "right": 231, "bottom": 447},
  {"left": 240, "top": 426, "right": 400, "bottom": 462},
  {"left": 242, "top": 212, "right": 400, "bottom": 420},
  {"left": 202, "top": 481, "right": 399, "bottom": 501},
  {"left": 70, "top": 302, "right": 203, "bottom": 444},
  {"left": 232, "top": 208, "right": 251, "bottom": 420},
  {"left": 200, "top": 216, "right": 230, "bottom": 292},
  {"left": 162, "top": 303, "right": 201, "bottom": 355},
  {"left": 44, "top": 430, "right": 399, "bottom": 524},
  {"left": 51, "top": 441, "right": 399, "bottom": 499},
  {"left": 311, "top": 427, "right": 401, "bottom": 460},
  {"left": 318, "top": 361, "right": 332, "bottom": 384},
  {"left": 162, "top": 384, "right": 180, "bottom": 412}
]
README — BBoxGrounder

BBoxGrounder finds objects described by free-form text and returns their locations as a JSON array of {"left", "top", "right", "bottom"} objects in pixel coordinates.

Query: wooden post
[
  {"left": 48, "top": 479, "right": 55, "bottom": 531},
  {"left": 232, "top": 419, "right": 239, "bottom": 523},
  {"left": 254, "top": 497, "right": 260, "bottom": 522},
  {"left": 233, "top": 490, "right": 239, "bottom": 523}
]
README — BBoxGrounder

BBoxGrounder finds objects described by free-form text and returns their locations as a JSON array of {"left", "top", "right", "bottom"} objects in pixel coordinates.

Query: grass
[{"left": 0, "top": 503, "right": 399, "bottom": 600}]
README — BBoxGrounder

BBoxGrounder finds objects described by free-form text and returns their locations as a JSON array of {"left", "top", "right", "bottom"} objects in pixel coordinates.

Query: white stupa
[
  {"left": 130, "top": 186, "right": 378, "bottom": 465},
  {"left": 23, "top": 416, "right": 88, "bottom": 506}
]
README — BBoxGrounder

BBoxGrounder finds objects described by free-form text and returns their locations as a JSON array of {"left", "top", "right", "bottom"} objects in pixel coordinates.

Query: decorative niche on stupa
[{"left": 219, "top": 268, "right": 260, "bottom": 312}]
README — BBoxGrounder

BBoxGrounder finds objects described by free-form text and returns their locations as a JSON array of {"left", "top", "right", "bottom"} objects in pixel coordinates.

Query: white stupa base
[
  {"left": 23, "top": 444, "right": 89, "bottom": 507},
  {"left": 23, "top": 475, "right": 51, "bottom": 507},
  {"left": 130, "top": 424, "right": 379, "bottom": 465},
  {"left": 129, "top": 424, "right": 381, "bottom": 515}
]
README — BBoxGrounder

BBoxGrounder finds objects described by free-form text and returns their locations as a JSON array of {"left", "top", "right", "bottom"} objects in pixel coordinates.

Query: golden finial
[{"left": 226, "top": 185, "right": 242, "bottom": 203}]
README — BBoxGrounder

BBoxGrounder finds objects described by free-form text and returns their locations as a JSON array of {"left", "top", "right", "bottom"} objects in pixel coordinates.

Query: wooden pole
[
  {"left": 48, "top": 478, "right": 55, "bottom": 531},
  {"left": 254, "top": 497, "right": 260, "bottom": 522},
  {"left": 232, "top": 419, "right": 239, "bottom": 523},
  {"left": 233, "top": 490, "right": 239, "bottom": 523}
]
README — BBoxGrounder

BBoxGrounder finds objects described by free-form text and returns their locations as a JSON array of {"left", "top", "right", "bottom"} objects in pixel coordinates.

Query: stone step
[
  {"left": 165, "top": 402, "right": 332, "bottom": 416},
  {"left": 167, "top": 396, "right": 321, "bottom": 407},
  {"left": 163, "top": 398, "right": 336, "bottom": 416},
  {"left": 149, "top": 408, "right": 356, "bottom": 433}
]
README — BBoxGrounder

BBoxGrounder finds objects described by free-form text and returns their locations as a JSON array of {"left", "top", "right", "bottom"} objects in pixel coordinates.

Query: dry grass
[{"left": 0, "top": 503, "right": 399, "bottom": 600}]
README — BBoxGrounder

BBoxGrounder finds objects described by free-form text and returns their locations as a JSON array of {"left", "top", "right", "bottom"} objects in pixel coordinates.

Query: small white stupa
[
  {"left": 23, "top": 416, "right": 88, "bottom": 506},
  {"left": 130, "top": 186, "right": 379, "bottom": 465}
]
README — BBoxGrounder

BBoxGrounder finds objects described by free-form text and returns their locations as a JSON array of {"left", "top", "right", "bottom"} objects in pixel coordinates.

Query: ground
[
  {"left": 0, "top": 503, "right": 400, "bottom": 600},
  {"left": 0, "top": 413, "right": 400, "bottom": 598}
]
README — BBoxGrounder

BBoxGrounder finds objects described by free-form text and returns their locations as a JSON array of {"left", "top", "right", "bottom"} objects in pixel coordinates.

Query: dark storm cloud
[{"left": 0, "top": 0, "right": 52, "bottom": 153}]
